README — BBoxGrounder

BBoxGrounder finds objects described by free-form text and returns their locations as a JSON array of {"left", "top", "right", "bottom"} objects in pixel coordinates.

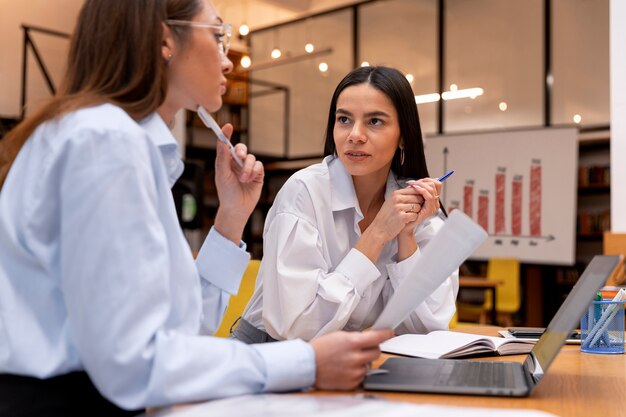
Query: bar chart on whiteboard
[{"left": 424, "top": 127, "right": 579, "bottom": 265}]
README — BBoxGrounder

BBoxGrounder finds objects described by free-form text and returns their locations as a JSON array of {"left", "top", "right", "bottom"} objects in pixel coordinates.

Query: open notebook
[{"left": 380, "top": 331, "right": 534, "bottom": 359}]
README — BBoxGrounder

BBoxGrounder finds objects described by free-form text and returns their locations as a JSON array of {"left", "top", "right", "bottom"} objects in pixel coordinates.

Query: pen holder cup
[{"left": 580, "top": 300, "right": 626, "bottom": 354}]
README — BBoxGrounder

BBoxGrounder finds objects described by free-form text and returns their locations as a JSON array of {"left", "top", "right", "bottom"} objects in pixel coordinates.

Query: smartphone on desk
[{"left": 508, "top": 327, "right": 580, "bottom": 340}]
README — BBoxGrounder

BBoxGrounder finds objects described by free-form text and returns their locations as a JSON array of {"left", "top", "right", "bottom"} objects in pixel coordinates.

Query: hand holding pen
[
  {"left": 198, "top": 106, "right": 265, "bottom": 244},
  {"left": 197, "top": 106, "right": 244, "bottom": 168},
  {"left": 406, "top": 170, "right": 453, "bottom": 208}
]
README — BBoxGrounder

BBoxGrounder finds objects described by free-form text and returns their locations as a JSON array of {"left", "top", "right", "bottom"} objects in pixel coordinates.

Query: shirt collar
[
  {"left": 140, "top": 113, "right": 179, "bottom": 149},
  {"left": 327, "top": 155, "right": 400, "bottom": 214},
  {"left": 140, "top": 112, "right": 184, "bottom": 187}
]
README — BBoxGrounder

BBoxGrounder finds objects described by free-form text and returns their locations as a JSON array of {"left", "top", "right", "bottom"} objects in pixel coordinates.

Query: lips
[
  {"left": 345, "top": 151, "right": 371, "bottom": 157},
  {"left": 344, "top": 151, "right": 371, "bottom": 161}
]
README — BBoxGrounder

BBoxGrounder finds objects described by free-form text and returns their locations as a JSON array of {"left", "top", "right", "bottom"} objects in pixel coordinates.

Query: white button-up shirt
[
  {"left": 0, "top": 103, "right": 314, "bottom": 409},
  {"left": 242, "top": 156, "right": 459, "bottom": 341}
]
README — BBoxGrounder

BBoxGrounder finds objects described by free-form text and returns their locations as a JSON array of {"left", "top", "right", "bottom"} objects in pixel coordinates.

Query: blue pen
[{"left": 438, "top": 170, "right": 455, "bottom": 182}]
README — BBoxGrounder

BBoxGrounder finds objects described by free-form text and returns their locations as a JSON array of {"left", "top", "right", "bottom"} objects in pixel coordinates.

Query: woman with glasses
[
  {"left": 0, "top": 1, "right": 392, "bottom": 416},
  {"left": 234, "top": 66, "right": 458, "bottom": 344}
]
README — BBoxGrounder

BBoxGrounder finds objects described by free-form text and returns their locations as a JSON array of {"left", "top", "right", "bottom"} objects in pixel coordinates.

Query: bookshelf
[
  {"left": 541, "top": 130, "right": 611, "bottom": 325},
  {"left": 577, "top": 132, "right": 610, "bottom": 249}
]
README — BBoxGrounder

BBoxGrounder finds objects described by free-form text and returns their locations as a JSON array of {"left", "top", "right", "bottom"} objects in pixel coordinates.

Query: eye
[
  {"left": 214, "top": 32, "right": 224, "bottom": 42},
  {"left": 370, "top": 117, "right": 384, "bottom": 126},
  {"left": 337, "top": 115, "right": 350, "bottom": 124}
]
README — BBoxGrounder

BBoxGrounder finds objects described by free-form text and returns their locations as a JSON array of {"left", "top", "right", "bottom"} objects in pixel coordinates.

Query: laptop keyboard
[{"left": 436, "top": 361, "right": 517, "bottom": 388}]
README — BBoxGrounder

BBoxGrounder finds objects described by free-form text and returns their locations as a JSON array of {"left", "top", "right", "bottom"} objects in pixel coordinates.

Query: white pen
[{"left": 197, "top": 106, "right": 244, "bottom": 168}]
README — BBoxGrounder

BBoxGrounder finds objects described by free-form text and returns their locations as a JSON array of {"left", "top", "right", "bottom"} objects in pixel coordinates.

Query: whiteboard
[{"left": 424, "top": 127, "right": 579, "bottom": 265}]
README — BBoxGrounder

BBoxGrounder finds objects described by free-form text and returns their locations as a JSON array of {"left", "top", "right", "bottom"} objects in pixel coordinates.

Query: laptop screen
[{"left": 524, "top": 255, "right": 621, "bottom": 383}]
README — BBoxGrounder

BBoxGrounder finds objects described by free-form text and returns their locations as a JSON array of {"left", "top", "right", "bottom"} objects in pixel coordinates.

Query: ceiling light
[
  {"left": 414, "top": 87, "right": 484, "bottom": 104},
  {"left": 319, "top": 62, "right": 328, "bottom": 72},
  {"left": 239, "top": 24, "right": 250, "bottom": 36},
  {"left": 441, "top": 87, "right": 484, "bottom": 100},
  {"left": 271, "top": 48, "right": 282, "bottom": 59},
  {"left": 360, "top": 61, "right": 370, "bottom": 67},
  {"left": 406, "top": 73, "right": 414, "bottom": 84},
  {"left": 499, "top": 102, "right": 508, "bottom": 111},
  {"left": 305, "top": 43, "right": 314, "bottom": 53},
  {"left": 415, "top": 93, "right": 441, "bottom": 104},
  {"left": 240, "top": 55, "right": 252, "bottom": 68},
  {"left": 573, "top": 114, "right": 582, "bottom": 124}
]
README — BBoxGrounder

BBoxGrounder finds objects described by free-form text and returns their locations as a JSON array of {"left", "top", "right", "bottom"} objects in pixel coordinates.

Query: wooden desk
[
  {"left": 346, "top": 326, "right": 626, "bottom": 417},
  {"left": 151, "top": 326, "right": 625, "bottom": 417},
  {"left": 458, "top": 277, "right": 501, "bottom": 324}
]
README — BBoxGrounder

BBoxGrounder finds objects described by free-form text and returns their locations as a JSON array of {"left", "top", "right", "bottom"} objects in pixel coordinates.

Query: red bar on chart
[
  {"left": 495, "top": 167, "right": 506, "bottom": 235},
  {"left": 478, "top": 190, "right": 489, "bottom": 232},
  {"left": 512, "top": 175, "right": 523, "bottom": 236},
  {"left": 463, "top": 180, "right": 474, "bottom": 218},
  {"left": 530, "top": 159, "right": 542, "bottom": 237}
]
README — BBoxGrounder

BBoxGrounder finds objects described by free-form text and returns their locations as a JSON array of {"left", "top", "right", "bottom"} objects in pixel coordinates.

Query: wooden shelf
[
  {"left": 577, "top": 233, "right": 605, "bottom": 241},
  {"left": 578, "top": 185, "right": 610, "bottom": 194}
]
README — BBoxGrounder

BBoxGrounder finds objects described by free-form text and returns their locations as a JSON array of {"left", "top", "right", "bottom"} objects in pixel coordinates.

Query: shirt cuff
[
  {"left": 252, "top": 339, "right": 316, "bottom": 392},
  {"left": 335, "top": 249, "right": 380, "bottom": 296},
  {"left": 386, "top": 246, "right": 421, "bottom": 289},
  {"left": 196, "top": 226, "right": 251, "bottom": 295}
]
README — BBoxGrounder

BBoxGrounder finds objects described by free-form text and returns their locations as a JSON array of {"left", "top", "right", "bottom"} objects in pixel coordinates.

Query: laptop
[{"left": 364, "top": 255, "right": 621, "bottom": 397}]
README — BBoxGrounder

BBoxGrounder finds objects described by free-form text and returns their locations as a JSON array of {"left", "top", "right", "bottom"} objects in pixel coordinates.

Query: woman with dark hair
[
  {"left": 235, "top": 66, "right": 458, "bottom": 344},
  {"left": 0, "top": 1, "right": 392, "bottom": 415}
]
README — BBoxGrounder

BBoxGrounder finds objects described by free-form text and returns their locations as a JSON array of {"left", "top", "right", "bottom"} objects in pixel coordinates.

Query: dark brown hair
[{"left": 0, "top": 0, "right": 203, "bottom": 189}]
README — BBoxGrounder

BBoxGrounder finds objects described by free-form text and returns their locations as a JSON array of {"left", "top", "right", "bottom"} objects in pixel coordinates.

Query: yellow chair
[
  {"left": 214, "top": 260, "right": 261, "bottom": 337},
  {"left": 482, "top": 258, "right": 521, "bottom": 327},
  {"left": 449, "top": 311, "right": 458, "bottom": 329}
]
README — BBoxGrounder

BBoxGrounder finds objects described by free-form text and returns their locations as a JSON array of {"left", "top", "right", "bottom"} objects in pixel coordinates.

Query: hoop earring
[{"left": 400, "top": 147, "right": 405, "bottom": 166}]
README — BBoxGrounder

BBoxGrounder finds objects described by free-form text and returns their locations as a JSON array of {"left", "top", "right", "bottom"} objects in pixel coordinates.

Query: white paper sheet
[
  {"left": 145, "top": 393, "right": 559, "bottom": 417},
  {"left": 372, "top": 210, "right": 488, "bottom": 330}
]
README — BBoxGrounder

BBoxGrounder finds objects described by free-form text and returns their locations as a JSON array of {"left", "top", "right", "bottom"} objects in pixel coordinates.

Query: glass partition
[
  {"left": 445, "top": 0, "right": 543, "bottom": 132},
  {"left": 246, "top": 0, "right": 609, "bottom": 156},
  {"left": 249, "top": 10, "right": 353, "bottom": 158},
  {"left": 552, "top": 0, "right": 609, "bottom": 127},
  {"left": 359, "top": 0, "right": 438, "bottom": 134}
]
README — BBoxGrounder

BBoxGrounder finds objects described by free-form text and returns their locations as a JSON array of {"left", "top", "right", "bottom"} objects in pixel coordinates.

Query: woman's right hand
[
  {"left": 213, "top": 123, "right": 264, "bottom": 244},
  {"left": 310, "top": 329, "right": 394, "bottom": 390}
]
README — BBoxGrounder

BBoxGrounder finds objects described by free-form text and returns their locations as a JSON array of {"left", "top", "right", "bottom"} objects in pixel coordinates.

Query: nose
[
  {"left": 222, "top": 53, "right": 234, "bottom": 74},
  {"left": 348, "top": 122, "right": 367, "bottom": 143}
]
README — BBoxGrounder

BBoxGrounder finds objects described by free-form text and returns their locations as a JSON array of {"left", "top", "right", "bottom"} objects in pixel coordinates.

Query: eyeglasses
[{"left": 165, "top": 20, "right": 232, "bottom": 57}]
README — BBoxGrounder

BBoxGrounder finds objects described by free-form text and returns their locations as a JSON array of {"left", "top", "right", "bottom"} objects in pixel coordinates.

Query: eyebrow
[{"left": 335, "top": 108, "right": 391, "bottom": 118}]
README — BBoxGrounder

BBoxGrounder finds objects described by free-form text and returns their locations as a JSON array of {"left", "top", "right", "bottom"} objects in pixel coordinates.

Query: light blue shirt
[{"left": 0, "top": 103, "right": 315, "bottom": 409}]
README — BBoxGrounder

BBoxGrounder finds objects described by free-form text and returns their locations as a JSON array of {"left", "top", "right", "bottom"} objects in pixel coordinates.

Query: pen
[
  {"left": 197, "top": 106, "right": 244, "bottom": 168},
  {"left": 583, "top": 288, "right": 626, "bottom": 349},
  {"left": 438, "top": 170, "right": 455, "bottom": 182}
]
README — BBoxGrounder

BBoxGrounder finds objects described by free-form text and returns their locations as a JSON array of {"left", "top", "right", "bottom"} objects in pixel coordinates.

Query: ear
[{"left": 161, "top": 23, "right": 176, "bottom": 62}]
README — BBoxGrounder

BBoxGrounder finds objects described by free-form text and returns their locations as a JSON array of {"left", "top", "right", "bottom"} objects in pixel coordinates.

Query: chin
[{"left": 200, "top": 99, "right": 222, "bottom": 113}]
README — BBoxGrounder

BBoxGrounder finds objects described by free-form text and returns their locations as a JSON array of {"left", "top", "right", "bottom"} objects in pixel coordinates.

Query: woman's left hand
[{"left": 213, "top": 123, "right": 264, "bottom": 244}]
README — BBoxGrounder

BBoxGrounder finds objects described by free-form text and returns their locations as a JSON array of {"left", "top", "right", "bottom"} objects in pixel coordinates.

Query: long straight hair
[
  {"left": 323, "top": 66, "right": 430, "bottom": 181},
  {"left": 0, "top": 0, "right": 202, "bottom": 190}
]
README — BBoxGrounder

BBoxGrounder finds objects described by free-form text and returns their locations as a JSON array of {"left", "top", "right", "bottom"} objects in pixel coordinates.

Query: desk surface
[{"left": 316, "top": 326, "right": 626, "bottom": 417}]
